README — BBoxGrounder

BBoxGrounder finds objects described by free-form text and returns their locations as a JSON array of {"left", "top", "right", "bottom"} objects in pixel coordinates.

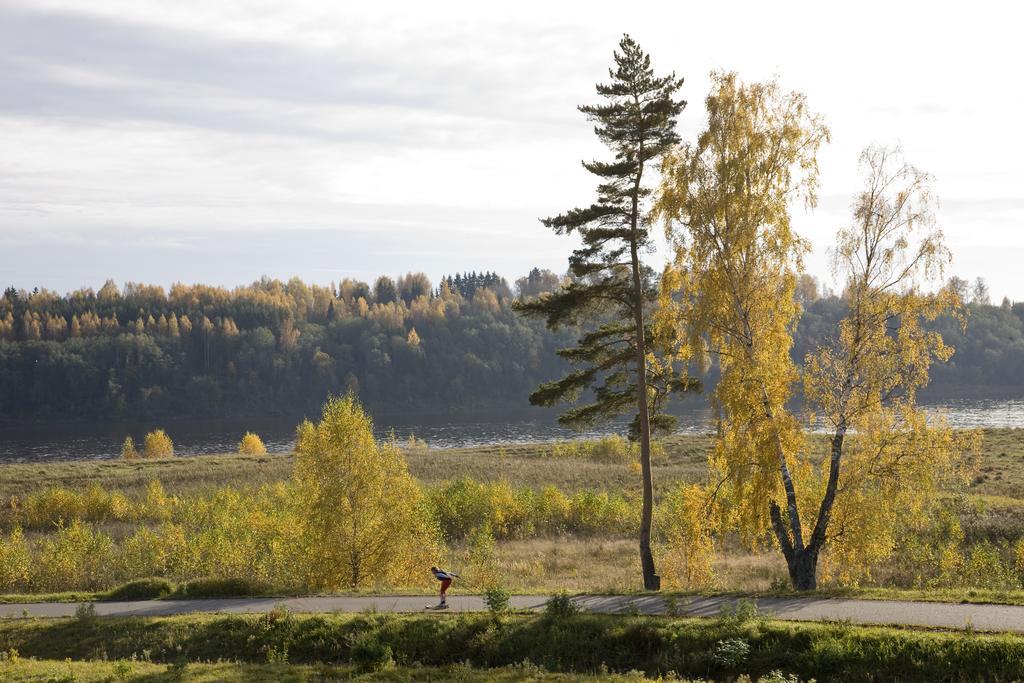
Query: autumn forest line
[{"left": 0, "top": 269, "right": 1019, "bottom": 423}]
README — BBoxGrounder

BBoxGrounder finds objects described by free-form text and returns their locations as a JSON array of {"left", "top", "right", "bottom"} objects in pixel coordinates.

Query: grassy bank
[
  {"left": 1, "top": 611, "right": 1022, "bottom": 681},
  {"left": 0, "top": 659, "right": 664, "bottom": 682}
]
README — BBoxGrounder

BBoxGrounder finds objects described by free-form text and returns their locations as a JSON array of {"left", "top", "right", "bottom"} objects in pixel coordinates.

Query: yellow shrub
[
  {"left": 36, "top": 520, "right": 115, "bottom": 591},
  {"left": 238, "top": 432, "right": 267, "bottom": 455},
  {"left": 24, "top": 487, "right": 85, "bottom": 528},
  {"left": 962, "top": 542, "right": 1018, "bottom": 590},
  {"left": 121, "top": 436, "right": 139, "bottom": 460},
  {"left": 143, "top": 429, "right": 174, "bottom": 458},
  {"left": 81, "top": 484, "right": 133, "bottom": 524},
  {"left": 465, "top": 524, "right": 501, "bottom": 589},
  {"left": 658, "top": 483, "right": 716, "bottom": 590},
  {"left": 535, "top": 484, "right": 571, "bottom": 533},
  {"left": 141, "top": 480, "right": 174, "bottom": 523},
  {"left": 0, "top": 527, "right": 32, "bottom": 593},
  {"left": 118, "top": 526, "right": 171, "bottom": 579}
]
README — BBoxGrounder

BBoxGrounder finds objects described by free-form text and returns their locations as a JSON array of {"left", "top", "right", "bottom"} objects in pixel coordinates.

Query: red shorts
[{"left": 439, "top": 578, "right": 452, "bottom": 592}]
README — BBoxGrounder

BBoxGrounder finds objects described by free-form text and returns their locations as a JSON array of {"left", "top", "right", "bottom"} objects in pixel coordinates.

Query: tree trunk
[
  {"left": 629, "top": 157, "right": 658, "bottom": 591},
  {"left": 632, "top": 234, "right": 658, "bottom": 591},
  {"left": 787, "top": 548, "right": 819, "bottom": 591}
]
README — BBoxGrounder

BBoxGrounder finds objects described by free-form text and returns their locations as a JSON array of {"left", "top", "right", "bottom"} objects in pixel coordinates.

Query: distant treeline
[{"left": 0, "top": 270, "right": 1020, "bottom": 421}]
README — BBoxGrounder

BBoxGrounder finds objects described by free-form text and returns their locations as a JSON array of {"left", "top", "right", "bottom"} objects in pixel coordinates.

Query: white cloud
[{"left": 0, "top": 0, "right": 1022, "bottom": 300}]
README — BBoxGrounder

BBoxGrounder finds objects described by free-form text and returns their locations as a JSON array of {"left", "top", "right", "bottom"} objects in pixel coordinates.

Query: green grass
[
  {"left": 1, "top": 611, "right": 1022, "bottom": 681},
  {"left": 0, "top": 658, "right": 662, "bottom": 682}
]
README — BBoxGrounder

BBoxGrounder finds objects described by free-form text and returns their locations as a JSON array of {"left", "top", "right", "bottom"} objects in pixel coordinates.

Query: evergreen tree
[
  {"left": 374, "top": 276, "right": 398, "bottom": 305},
  {"left": 515, "top": 35, "right": 696, "bottom": 590}
]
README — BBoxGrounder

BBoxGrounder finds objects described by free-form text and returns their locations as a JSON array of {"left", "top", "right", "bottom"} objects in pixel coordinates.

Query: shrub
[
  {"left": 350, "top": 633, "right": 393, "bottom": 673},
  {"left": 658, "top": 483, "right": 716, "bottom": 590},
  {"left": 104, "top": 577, "right": 175, "bottom": 601},
  {"left": 173, "top": 576, "right": 265, "bottom": 598},
  {"left": 0, "top": 527, "right": 31, "bottom": 593},
  {"left": 37, "top": 520, "right": 115, "bottom": 591},
  {"left": 717, "top": 598, "right": 762, "bottom": 628},
  {"left": 238, "top": 432, "right": 267, "bottom": 455},
  {"left": 143, "top": 429, "right": 174, "bottom": 458},
  {"left": 24, "top": 487, "right": 85, "bottom": 528},
  {"left": 141, "top": 480, "right": 174, "bottom": 523},
  {"left": 406, "top": 434, "right": 429, "bottom": 451},
  {"left": 963, "top": 542, "right": 1019, "bottom": 590},
  {"left": 544, "top": 591, "right": 579, "bottom": 619},
  {"left": 120, "top": 436, "right": 139, "bottom": 460},
  {"left": 484, "top": 584, "right": 511, "bottom": 615},
  {"left": 467, "top": 524, "right": 500, "bottom": 589},
  {"left": 74, "top": 602, "right": 98, "bottom": 627},
  {"left": 118, "top": 525, "right": 185, "bottom": 579},
  {"left": 712, "top": 637, "right": 750, "bottom": 668}
]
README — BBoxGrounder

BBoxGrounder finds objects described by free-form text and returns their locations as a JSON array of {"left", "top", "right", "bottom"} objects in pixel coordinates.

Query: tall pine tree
[{"left": 515, "top": 35, "right": 697, "bottom": 590}]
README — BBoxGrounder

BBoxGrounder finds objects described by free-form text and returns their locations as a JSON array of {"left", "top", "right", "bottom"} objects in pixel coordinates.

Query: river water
[{"left": 1, "top": 397, "right": 1022, "bottom": 464}]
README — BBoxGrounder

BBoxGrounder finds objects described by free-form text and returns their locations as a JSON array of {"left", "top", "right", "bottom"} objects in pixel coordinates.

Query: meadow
[{"left": 2, "top": 429, "right": 1024, "bottom": 599}]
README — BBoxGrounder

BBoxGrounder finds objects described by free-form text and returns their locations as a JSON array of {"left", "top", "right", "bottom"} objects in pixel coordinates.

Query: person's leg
[{"left": 440, "top": 578, "right": 452, "bottom": 604}]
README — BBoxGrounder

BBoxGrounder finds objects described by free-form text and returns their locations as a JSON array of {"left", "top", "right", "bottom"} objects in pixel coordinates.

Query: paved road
[{"left": 3, "top": 595, "right": 1024, "bottom": 633}]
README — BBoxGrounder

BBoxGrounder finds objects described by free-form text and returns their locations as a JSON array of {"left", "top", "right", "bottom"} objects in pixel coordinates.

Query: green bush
[
  {"left": 103, "top": 578, "right": 175, "bottom": 601},
  {"left": 712, "top": 637, "right": 751, "bottom": 669},
  {"left": 484, "top": 585, "right": 511, "bottom": 615},
  {"left": 2, "top": 612, "right": 1021, "bottom": 681},
  {"left": 172, "top": 577, "right": 265, "bottom": 598},
  {"left": 349, "top": 633, "right": 393, "bottom": 672},
  {"left": 544, "top": 592, "right": 579, "bottom": 620},
  {"left": 73, "top": 602, "right": 97, "bottom": 627}
]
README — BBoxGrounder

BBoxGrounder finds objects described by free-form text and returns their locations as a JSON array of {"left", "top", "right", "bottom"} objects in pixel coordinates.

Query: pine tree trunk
[
  {"left": 629, "top": 157, "right": 659, "bottom": 591},
  {"left": 632, "top": 238, "right": 658, "bottom": 591}
]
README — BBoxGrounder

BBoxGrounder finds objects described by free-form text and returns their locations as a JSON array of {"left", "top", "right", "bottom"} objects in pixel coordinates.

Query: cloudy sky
[{"left": 2, "top": 0, "right": 1022, "bottom": 300}]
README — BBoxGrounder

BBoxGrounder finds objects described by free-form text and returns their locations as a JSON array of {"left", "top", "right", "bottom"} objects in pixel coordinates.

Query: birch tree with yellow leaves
[
  {"left": 654, "top": 73, "right": 977, "bottom": 589},
  {"left": 293, "top": 395, "right": 442, "bottom": 590}
]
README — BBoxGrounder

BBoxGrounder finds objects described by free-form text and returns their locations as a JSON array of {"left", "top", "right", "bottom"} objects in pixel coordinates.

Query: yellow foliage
[
  {"left": 118, "top": 524, "right": 184, "bottom": 579},
  {"left": 658, "top": 484, "right": 716, "bottom": 590},
  {"left": 143, "top": 429, "right": 174, "bottom": 458},
  {"left": 655, "top": 79, "right": 977, "bottom": 589},
  {"left": 142, "top": 480, "right": 174, "bottom": 523},
  {"left": 121, "top": 436, "right": 139, "bottom": 460},
  {"left": 293, "top": 395, "right": 442, "bottom": 590},
  {"left": 0, "top": 527, "right": 32, "bottom": 593},
  {"left": 465, "top": 524, "right": 501, "bottom": 589},
  {"left": 36, "top": 520, "right": 115, "bottom": 591},
  {"left": 238, "top": 432, "right": 267, "bottom": 455}
]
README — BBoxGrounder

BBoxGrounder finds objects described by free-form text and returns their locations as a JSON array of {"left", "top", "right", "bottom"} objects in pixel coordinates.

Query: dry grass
[
  {"left": 0, "top": 434, "right": 713, "bottom": 502},
  {"left": 479, "top": 538, "right": 642, "bottom": 593}
]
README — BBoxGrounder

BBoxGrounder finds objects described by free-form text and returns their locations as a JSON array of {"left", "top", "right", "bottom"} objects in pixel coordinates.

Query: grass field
[
  {"left": 0, "top": 433, "right": 712, "bottom": 502},
  {"left": 2, "top": 611, "right": 1023, "bottom": 682},
  {"left": 14, "top": 427, "right": 1022, "bottom": 500},
  {"left": 0, "top": 659, "right": 664, "bottom": 682},
  {"left": 2, "top": 429, "right": 1024, "bottom": 600}
]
